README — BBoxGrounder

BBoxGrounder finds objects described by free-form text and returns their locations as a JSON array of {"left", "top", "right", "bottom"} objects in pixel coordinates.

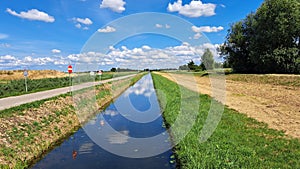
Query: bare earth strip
[{"left": 155, "top": 72, "right": 300, "bottom": 139}]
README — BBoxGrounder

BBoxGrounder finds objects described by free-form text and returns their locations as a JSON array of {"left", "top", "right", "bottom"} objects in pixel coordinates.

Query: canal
[{"left": 31, "top": 73, "right": 176, "bottom": 169}]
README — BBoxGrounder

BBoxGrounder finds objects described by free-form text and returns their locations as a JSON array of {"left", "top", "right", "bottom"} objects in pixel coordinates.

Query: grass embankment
[
  {"left": 0, "top": 71, "right": 138, "bottom": 99},
  {"left": 0, "top": 73, "right": 145, "bottom": 169},
  {"left": 152, "top": 73, "right": 300, "bottom": 168}
]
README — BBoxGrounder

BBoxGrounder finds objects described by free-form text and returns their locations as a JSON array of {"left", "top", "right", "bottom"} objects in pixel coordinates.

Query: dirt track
[{"left": 155, "top": 72, "right": 300, "bottom": 139}]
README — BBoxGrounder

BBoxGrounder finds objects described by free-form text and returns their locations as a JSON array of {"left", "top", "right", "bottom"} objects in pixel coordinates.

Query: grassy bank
[
  {"left": 0, "top": 73, "right": 145, "bottom": 169},
  {"left": 152, "top": 73, "right": 300, "bottom": 168}
]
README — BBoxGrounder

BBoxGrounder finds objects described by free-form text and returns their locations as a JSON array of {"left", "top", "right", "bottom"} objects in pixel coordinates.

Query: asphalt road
[{"left": 0, "top": 74, "right": 137, "bottom": 111}]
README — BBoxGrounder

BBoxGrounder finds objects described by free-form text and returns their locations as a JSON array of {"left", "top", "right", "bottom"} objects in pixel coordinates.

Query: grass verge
[{"left": 152, "top": 73, "right": 300, "bottom": 168}]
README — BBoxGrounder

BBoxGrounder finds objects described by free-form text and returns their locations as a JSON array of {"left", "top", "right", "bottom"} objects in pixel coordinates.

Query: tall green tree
[
  {"left": 187, "top": 60, "right": 197, "bottom": 71},
  {"left": 201, "top": 49, "right": 215, "bottom": 70},
  {"left": 221, "top": 0, "right": 300, "bottom": 73}
]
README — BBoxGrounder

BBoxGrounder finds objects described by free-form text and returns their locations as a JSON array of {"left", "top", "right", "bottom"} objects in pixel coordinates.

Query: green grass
[{"left": 152, "top": 73, "right": 300, "bottom": 168}]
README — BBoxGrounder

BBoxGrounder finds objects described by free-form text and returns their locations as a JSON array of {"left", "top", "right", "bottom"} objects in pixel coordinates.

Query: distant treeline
[
  {"left": 221, "top": 0, "right": 300, "bottom": 74},
  {"left": 178, "top": 49, "right": 224, "bottom": 71}
]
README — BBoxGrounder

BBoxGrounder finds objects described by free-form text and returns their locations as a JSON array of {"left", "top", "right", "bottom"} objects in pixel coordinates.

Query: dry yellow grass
[{"left": 0, "top": 70, "right": 68, "bottom": 81}]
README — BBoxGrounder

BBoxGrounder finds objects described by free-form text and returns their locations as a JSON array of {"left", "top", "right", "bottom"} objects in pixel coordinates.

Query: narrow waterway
[{"left": 31, "top": 74, "right": 176, "bottom": 169}]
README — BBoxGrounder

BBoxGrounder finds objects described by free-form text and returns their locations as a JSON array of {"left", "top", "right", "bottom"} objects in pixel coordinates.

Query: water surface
[{"left": 32, "top": 74, "right": 176, "bottom": 169}]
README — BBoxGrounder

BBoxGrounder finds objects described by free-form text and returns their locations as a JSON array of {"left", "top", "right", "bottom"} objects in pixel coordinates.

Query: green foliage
[
  {"left": 187, "top": 60, "right": 197, "bottom": 71},
  {"left": 201, "top": 49, "right": 215, "bottom": 70},
  {"left": 110, "top": 67, "right": 117, "bottom": 72},
  {"left": 221, "top": 0, "right": 300, "bottom": 73},
  {"left": 178, "top": 64, "right": 189, "bottom": 70},
  {"left": 152, "top": 73, "right": 300, "bottom": 168}
]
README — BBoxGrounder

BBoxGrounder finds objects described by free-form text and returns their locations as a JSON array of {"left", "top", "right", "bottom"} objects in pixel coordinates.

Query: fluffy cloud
[
  {"left": 155, "top": 24, "right": 163, "bottom": 28},
  {"left": 98, "top": 26, "right": 116, "bottom": 33},
  {"left": 0, "top": 54, "right": 70, "bottom": 69},
  {"left": 73, "top": 17, "right": 93, "bottom": 25},
  {"left": 100, "top": 0, "right": 126, "bottom": 13},
  {"left": 155, "top": 24, "right": 171, "bottom": 29},
  {"left": 6, "top": 8, "right": 55, "bottom": 22},
  {"left": 52, "top": 49, "right": 61, "bottom": 54},
  {"left": 101, "top": 43, "right": 219, "bottom": 69},
  {"left": 192, "top": 26, "right": 224, "bottom": 33},
  {"left": 0, "top": 43, "right": 220, "bottom": 70},
  {"left": 193, "top": 33, "right": 202, "bottom": 39},
  {"left": 167, "top": 0, "right": 216, "bottom": 18},
  {"left": 0, "top": 55, "right": 16, "bottom": 61},
  {"left": 72, "top": 17, "right": 92, "bottom": 30},
  {"left": 0, "top": 33, "right": 8, "bottom": 39},
  {"left": 75, "top": 23, "right": 82, "bottom": 29}
]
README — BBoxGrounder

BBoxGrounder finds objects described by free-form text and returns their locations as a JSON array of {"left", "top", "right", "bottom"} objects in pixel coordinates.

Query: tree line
[
  {"left": 179, "top": 49, "right": 222, "bottom": 71},
  {"left": 221, "top": 0, "right": 300, "bottom": 74}
]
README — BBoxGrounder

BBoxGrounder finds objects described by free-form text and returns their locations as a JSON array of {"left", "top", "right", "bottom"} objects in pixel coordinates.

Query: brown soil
[
  {"left": 155, "top": 72, "right": 300, "bottom": 139},
  {"left": 0, "top": 70, "right": 68, "bottom": 81}
]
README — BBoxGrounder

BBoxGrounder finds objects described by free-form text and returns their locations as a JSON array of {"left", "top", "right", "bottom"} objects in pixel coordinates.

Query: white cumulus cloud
[
  {"left": 155, "top": 24, "right": 163, "bottom": 28},
  {"left": 193, "top": 33, "right": 202, "bottom": 39},
  {"left": 73, "top": 17, "right": 93, "bottom": 25},
  {"left": 167, "top": 0, "right": 216, "bottom": 18},
  {"left": 98, "top": 26, "right": 116, "bottom": 33},
  {"left": 6, "top": 8, "right": 55, "bottom": 22},
  {"left": 52, "top": 49, "right": 61, "bottom": 54},
  {"left": 100, "top": 0, "right": 126, "bottom": 13},
  {"left": 155, "top": 24, "right": 171, "bottom": 29},
  {"left": 0, "top": 55, "right": 16, "bottom": 61},
  {"left": 192, "top": 26, "right": 224, "bottom": 33}
]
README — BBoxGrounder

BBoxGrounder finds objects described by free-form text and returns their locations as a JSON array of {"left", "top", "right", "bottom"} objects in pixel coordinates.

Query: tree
[
  {"left": 187, "top": 60, "right": 197, "bottom": 71},
  {"left": 201, "top": 49, "right": 215, "bottom": 70},
  {"left": 179, "top": 64, "right": 189, "bottom": 70},
  {"left": 110, "top": 67, "right": 117, "bottom": 72},
  {"left": 221, "top": 0, "right": 300, "bottom": 73}
]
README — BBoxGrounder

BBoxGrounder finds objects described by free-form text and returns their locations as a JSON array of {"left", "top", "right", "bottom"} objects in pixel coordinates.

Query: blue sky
[{"left": 0, "top": 0, "right": 264, "bottom": 71}]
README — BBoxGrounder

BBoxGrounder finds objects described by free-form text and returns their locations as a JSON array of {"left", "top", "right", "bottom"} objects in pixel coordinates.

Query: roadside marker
[
  {"left": 68, "top": 65, "right": 72, "bottom": 93},
  {"left": 23, "top": 69, "right": 28, "bottom": 92}
]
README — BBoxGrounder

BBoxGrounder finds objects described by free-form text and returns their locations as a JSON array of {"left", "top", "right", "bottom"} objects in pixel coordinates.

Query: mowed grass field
[{"left": 152, "top": 73, "right": 300, "bottom": 168}]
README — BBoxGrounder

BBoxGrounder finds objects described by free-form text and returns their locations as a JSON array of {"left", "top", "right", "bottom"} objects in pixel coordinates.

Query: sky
[{"left": 0, "top": 0, "right": 264, "bottom": 71}]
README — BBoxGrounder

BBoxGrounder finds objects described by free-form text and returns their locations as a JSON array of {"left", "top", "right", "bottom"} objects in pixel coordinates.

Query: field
[
  {"left": 152, "top": 73, "right": 300, "bottom": 168},
  {"left": 0, "top": 70, "right": 67, "bottom": 81},
  {"left": 0, "top": 70, "right": 138, "bottom": 98}
]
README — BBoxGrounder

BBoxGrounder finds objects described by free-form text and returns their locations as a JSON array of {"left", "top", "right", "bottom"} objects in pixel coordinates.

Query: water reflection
[
  {"left": 113, "top": 74, "right": 161, "bottom": 123},
  {"left": 31, "top": 74, "right": 175, "bottom": 169},
  {"left": 107, "top": 130, "right": 130, "bottom": 144}
]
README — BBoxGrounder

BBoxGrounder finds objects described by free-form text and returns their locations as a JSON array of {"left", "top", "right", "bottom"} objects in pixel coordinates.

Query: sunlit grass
[{"left": 152, "top": 73, "right": 300, "bottom": 168}]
